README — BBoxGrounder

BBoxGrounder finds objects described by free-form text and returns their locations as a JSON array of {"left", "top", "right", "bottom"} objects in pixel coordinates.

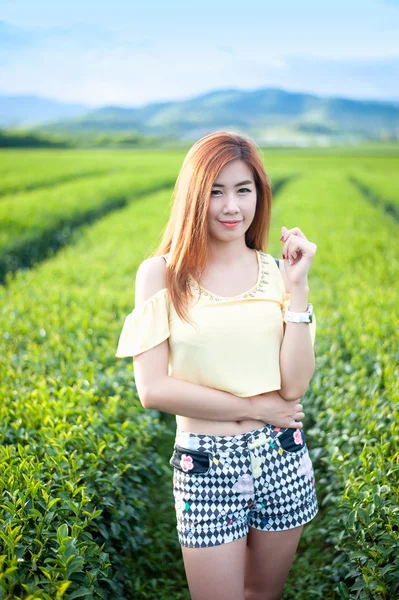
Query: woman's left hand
[{"left": 280, "top": 226, "right": 317, "bottom": 286}]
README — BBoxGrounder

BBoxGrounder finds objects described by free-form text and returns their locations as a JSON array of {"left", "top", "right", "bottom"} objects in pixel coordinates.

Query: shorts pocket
[
  {"left": 169, "top": 444, "right": 213, "bottom": 475},
  {"left": 277, "top": 428, "right": 307, "bottom": 453}
]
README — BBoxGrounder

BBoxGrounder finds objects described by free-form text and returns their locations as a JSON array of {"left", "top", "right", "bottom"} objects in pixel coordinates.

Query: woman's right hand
[{"left": 251, "top": 391, "right": 305, "bottom": 429}]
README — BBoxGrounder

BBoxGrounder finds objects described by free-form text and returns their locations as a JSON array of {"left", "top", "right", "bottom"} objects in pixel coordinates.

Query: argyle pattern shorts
[{"left": 169, "top": 422, "right": 319, "bottom": 548}]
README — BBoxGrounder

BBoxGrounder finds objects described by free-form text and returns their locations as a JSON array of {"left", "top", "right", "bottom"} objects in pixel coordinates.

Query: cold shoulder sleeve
[
  {"left": 115, "top": 288, "right": 170, "bottom": 358},
  {"left": 281, "top": 292, "right": 317, "bottom": 347}
]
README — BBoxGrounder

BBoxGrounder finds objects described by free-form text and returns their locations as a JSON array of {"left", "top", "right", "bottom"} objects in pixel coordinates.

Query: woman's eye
[{"left": 211, "top": 188, "right": 251, "bottom": 195}]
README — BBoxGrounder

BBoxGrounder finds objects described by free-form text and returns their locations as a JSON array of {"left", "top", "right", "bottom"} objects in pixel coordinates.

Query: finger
[
  {"left": 283, "top": 235, "right": 304, "bottom": 262},
  {"left": 283, "top": 235, "right": 294, "bottom": 260},
  {"left": 289, "top": 227, "right": 307, "bottom": 240},
  {"left": 281, "top": 227, "right": 307, "bottom": 242},
  {"left": 289, "top": 237, "right": 303, "bottom": 263},
  {"left": 282, "top": 235, "right": 298, "bottom": 262}
]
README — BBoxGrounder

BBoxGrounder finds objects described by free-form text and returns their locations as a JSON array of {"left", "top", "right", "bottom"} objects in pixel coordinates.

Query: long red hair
[{"left": 153, "top": 130, "right": 272, "bottom": 325}]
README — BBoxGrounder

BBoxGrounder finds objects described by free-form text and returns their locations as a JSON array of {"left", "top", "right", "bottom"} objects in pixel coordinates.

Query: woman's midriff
[{"left": 176, "top": 415, "right": 269, "bottom": 436}]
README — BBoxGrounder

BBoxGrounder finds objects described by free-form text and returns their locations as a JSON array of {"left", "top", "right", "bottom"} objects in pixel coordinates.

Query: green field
[{"left": 1, "top": 146, "right": 398, "bottom": 600}]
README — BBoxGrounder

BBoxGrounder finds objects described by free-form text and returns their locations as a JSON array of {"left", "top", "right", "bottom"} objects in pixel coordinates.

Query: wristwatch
[{"left": 284, "top": 303, "right": 314, "bottom": 323}]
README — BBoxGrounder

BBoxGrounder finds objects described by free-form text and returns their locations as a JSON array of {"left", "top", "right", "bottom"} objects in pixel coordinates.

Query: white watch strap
[{"left": 285, "top": 303, "right": 313, "bottom": 323}]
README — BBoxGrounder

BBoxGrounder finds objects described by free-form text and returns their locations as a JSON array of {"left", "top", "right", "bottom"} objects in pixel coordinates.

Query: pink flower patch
[
  {"left": 180, "top": 454, "right": 194, "bottom": 472},
  {"left": 293, "top": 430, "right": 303, "bottom": 445}
]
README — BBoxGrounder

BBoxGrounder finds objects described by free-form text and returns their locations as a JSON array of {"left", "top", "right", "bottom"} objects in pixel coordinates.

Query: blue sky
[{"left": 1, "top": 0, "right": 398, "bottom": 107}]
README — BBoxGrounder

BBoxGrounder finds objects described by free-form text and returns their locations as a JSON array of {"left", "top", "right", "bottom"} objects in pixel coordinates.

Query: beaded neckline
[{"left": 187, "top": 250, "right": 270, "bottom": 301}]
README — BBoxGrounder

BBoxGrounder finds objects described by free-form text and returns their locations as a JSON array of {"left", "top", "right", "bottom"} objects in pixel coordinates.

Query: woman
[{"left": 115, "top": 131, "right": 318, "bottom": 600}]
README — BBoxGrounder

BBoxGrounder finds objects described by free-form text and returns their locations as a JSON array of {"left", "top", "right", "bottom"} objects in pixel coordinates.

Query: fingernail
[
  {"left": 282, "top": 253, "right": 286, "bottom": 259},
  {"left": 280, "top": 236, "right": 285, "bottom": 241}
]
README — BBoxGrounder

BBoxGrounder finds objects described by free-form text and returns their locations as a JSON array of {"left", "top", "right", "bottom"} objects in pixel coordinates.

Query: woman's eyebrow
[{"left": 212, "top": 179, "right": 253, "bottom": 187}]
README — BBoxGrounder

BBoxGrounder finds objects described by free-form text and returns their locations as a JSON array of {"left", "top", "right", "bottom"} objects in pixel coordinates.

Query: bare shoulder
[
  {"left": 277, "top": 257, "right": 290, "bottom": 294},
  {"left": 134, "top": 256, "right": 167, "bottom": 308}
]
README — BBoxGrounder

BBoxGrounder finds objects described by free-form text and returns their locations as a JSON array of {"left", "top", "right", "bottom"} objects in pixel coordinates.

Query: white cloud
[{"left": 0, "top": 13, "right": 398, "bottom": 105}]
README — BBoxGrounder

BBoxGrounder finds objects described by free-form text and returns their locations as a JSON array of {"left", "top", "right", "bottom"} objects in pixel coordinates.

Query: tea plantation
[{"left": 1, "top": 147, "right": 398, "bottom": 599}]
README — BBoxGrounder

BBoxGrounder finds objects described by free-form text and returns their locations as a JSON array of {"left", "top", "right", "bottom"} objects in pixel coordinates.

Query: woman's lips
[{"left": 218, "top": 220, "right": 242, "bottom": 228}]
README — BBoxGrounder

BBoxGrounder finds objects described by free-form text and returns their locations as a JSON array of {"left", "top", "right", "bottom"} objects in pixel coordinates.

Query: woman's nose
[{"left": 223, "top": 194, "right": 240, "bottom": 208}]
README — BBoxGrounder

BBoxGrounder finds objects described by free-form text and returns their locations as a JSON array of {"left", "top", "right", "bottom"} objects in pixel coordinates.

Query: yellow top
[{"left": 115, "top": 250, "right": 316, "bottom": 398}]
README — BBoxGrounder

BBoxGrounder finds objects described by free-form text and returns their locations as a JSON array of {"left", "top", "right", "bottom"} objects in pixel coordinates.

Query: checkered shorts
[{"left": 169, "top": 422, "right": 319, "bottom": 548}]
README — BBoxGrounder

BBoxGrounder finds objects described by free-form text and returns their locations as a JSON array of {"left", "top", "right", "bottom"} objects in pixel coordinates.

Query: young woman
[{"left": 115, "top": 131, "right": 318, "bottom": 600}]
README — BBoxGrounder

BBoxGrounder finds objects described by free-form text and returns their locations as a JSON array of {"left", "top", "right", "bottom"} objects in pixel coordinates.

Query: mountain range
[{"left": 1, "top": 87, "right": 398, "bottom": 145}]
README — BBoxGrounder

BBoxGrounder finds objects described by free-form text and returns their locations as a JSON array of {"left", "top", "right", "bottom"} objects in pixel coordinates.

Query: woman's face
[{"left": 207, "top": 158, "right": 257, "bottom": 242}]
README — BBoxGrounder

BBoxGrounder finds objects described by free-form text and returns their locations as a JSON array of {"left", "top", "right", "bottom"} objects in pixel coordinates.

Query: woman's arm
[
  {"left": 147, "top": 376, "right": 304, "bottom": 430},
  {"left": 278, "top": 282, "right": 315, "bottom": 400},
  {"left": 147, "top": 375, "right": 283, "bottom": 423}
]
